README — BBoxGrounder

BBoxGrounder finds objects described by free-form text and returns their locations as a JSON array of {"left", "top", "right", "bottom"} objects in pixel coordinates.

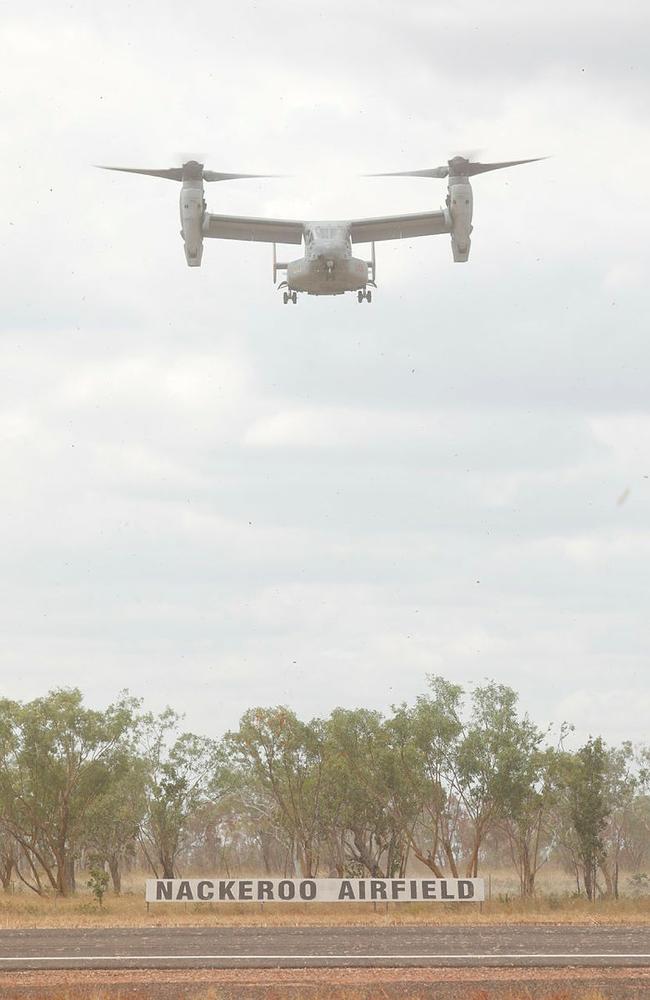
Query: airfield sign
[{"left": 146, "top": 877, "right": 484, "bottom": 903}]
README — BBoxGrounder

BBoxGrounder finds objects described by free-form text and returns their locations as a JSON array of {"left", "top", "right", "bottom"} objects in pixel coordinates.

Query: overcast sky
[{"left": 1, "top": 0, "right": 649, "bottom": 746}]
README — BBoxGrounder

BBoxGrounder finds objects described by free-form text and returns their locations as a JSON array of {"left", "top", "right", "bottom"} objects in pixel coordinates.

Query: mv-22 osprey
[{"left": 100, "top": 155, "right": 544, "bottom": 303}]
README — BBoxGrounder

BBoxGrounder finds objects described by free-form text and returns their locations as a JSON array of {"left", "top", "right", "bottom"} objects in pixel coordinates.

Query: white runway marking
[{"left": 1, "top": 953, "right": 650, "bottom": 962}]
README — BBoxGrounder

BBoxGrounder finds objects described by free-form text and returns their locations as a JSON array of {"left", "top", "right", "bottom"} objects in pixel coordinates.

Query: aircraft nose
[{"left": 318, "top": 242, "right": 342, "bottom": 258}]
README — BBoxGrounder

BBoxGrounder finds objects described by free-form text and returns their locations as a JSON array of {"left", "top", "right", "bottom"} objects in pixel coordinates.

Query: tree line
[{"left": 0, "top": 679, "right": 648, "bottom": 900}]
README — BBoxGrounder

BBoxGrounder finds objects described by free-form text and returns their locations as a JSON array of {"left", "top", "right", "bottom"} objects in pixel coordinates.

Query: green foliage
[
  {"left": 225, "top": 706, "right": 328, "bottom": 877},
  {"left": 0, "top": 680, "right": 648, "bottom": 898},
  {"left": 86, "top": 863, "right": 109, "bottom": 906},
  {"left": 566, "top": 736, "right": 611, "bottom": 900},
  {"left": 325, "top": 707, "right": 410, "bottom": 877},
  {"left": 0, "top": 689, "right": 140, "bottom": 896},
  {"left": 138, "top": 709, "right": 223, "bottom": 879}
]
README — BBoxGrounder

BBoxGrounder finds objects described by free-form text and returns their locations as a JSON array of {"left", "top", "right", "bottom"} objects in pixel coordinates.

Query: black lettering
[
  {"left": 197, "top": 880, "right": 214, "bottom": 901},
  {"left": 300, "top": 880, "right": 316, "bottom": 900},
  {"left": 219, "top": 880, "right": 236, "bottom": 901},
  {"left": 410, "top": 880, "right": 417, "bottom": 899},
  {"left": 257, "top": 880, "right": 274, "bottom": 900},
  {"left": 422, "top": 880, "right": 437, "bottom": 899},
  {"left": 238, "top": 880, "right": 253, "bottom": 900},
  {"left": 176, "top": 880, "right": 193, "bottom": 901},
  {"left": 156, "top": 881, "right": 173, "bottom": 901},
  {"left": 358, "top": 880, "right": 366, "bottom": 900},
  {"left": 370, "top": 880, "right": 387, "bottom": 900},
  {"left": 338, "top": 880, "right": 355, "bottom": 900},
  {"left": 391, "top": 880, "right": 406, "bottom": 899},
  {"left": 441, "top": 879, "right": 455, "bottom": 900},
  {"left": 278, "top": 880, "right": 295, "bottom": 900},
  {"left": 458, "top": 879, "right": 475, "bottom": 899}
]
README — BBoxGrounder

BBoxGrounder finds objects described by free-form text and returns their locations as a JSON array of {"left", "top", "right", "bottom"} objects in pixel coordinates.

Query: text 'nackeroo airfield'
[{"left": 146, "top": 877, "right": 484, "bottom": 903}]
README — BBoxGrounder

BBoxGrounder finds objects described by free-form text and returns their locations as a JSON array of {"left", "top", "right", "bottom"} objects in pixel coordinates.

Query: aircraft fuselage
[{"left": 287, "top": 223, "right": 368, "bottom": 296}]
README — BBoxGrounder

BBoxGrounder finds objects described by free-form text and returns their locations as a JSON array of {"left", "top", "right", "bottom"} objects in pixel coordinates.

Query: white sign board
[{"left": 146, "top": 877, "right": 484, "bottom": 903}]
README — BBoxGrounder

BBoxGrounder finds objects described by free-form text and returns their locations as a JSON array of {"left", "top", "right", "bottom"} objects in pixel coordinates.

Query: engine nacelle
[
  {"left": 448, "top": 178, "right": 473, "bottom": 263},
  {"left": 179, "top": 168, "right": 205, "bottom": 266}
]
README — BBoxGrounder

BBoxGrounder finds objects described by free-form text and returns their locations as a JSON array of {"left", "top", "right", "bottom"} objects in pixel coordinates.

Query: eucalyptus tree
[
  {"left": 565, "top": 737, "right": 611, "bottom": 901},
  {"left": 388, "top": 678, "right": 465, "bottom": 877},
  {"left": 225, "top": 707, "right": 329, "bottom": 877},
  {"left": 0, "top": 689, "right": 139, "bottom": 895},
  {"left": 82, "top": 757, "right": 148, "bottom": 892},
  {"left": 324, "top": 707, "right": 413, "bottom": 878},
  {"left": 499, "top": 745, "right": 561, "bottom": 897},
  {"left": 620, "top": 746, "right": 650, "bottom": 874},
  {"left": 388, "top": 677, "right": 545, "bottom": 880},
  {"left": 0, "top": 820, "right": 18, "bottom": 892},
  {"left": 595, "top": 742, "right": 640, "bottom": 897},
  {"left": 138, "top": 708, "right": 222, "bottom": 879},
  {"left": 456, "top": 681, "right": 545, "bottom": 877}
]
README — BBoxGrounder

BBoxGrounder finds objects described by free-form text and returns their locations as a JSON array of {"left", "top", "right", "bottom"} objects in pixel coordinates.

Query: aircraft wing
[
  {"left": 349, "top": 209, "right": 451, "bottom": 243},
  {"left": 203, "top": 214, "right": 304, "bottom": 244}
]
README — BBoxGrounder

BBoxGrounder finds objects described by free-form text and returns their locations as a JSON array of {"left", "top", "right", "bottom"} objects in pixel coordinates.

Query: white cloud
[
  {"left": 0, "top": 0, "right": 648, "bottom": 744},
  {"left": 555, "top": 688, "right": 650, "bottom": 746}
]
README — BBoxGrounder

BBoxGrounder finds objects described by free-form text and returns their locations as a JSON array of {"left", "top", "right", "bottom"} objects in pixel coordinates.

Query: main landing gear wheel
[
  {"left": 283, "top": 291, "right": 288, "bottom": 304},
  {"left": 291, "top": 291, "right": 297, "bottom": 304},
  {"left": 283, "top": 291, "right": 298, "bottom": 305},
  {"left": 357, "top": 289, "right": 372, "bottom": 303}
]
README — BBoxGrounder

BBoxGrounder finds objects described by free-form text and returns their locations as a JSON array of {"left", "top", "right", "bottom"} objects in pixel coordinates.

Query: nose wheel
[
  {"left": 357, "top": 289, "right": 372, "bottom": 303},
  {"left": 282, "top": 291, "right": 298, "bottom": 304}
]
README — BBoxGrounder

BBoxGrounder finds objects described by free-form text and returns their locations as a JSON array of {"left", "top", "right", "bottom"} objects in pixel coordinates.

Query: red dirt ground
[{"left": 1, "top": 967, "right": 649, "bottom": 999}]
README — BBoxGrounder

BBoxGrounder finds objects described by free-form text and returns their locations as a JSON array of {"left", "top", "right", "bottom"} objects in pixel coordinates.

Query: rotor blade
[
  {"left": 97, "top": 165, "right": 283, "bottom": 182},
  {"left": 202, "top": 170, "right": 281, "bottom": 182},
  {"left": 96, "top": 165, "right": 184, "bottom": 181},
  {"left": 366, "top": 156, "right": 547, "bottom": 180},
  {"left": 455, "top": 156, "right": 547, "bottom": 176},
  {"left": 365, "top": 167, "right": 449, "bottom": 179}
]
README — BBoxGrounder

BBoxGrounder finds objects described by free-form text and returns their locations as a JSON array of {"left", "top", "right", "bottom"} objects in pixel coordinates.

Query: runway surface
[{"left": 1, "top": 925, "right": 649, "bottom": 970}]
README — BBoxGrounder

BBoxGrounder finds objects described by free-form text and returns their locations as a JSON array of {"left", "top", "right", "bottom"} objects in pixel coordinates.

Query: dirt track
[{"left": 2, "top": 966, "right": 650, "bottom": 999}]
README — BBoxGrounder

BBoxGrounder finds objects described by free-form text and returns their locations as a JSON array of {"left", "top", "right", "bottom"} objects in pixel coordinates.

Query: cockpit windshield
[{"left": 306, "top": 224, "right": 351, "bottom": 254}]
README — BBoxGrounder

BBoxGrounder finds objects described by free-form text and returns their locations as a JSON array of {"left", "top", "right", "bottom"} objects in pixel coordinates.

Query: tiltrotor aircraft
[{"left": 100, "top": 155, "right": 544, "bottom": 303}]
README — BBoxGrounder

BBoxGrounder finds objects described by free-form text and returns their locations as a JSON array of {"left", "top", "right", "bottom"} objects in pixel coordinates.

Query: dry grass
[
  {"left": 2, "top": 867, "right": 648, "bottom": 929},
  {"left": 1, "top": 890, "right": 649, "bottom": 928}
]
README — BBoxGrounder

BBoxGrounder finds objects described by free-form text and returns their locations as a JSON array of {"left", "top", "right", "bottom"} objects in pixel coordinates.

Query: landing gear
[
  {"left": 282, "top": 291, "right": 298, "bottom": 305},
  {"left": 357, "top": 289, "right": 372, "bottom": 303}
]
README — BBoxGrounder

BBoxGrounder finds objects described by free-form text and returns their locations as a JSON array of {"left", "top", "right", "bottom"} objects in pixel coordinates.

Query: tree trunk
[
  {"left": 442, "top": 839, "right": 459, "bottom": 878},
  {"left": 300, "top": 842, "right": 314, "bottom": 878},
  {"left": 410, "top": 844, "right": 444, "bottom": 877},
  {"left": 465, "top": 841, "right": 480, "bottom": 878},
  {"left": 0, "top": 859, "right": 14, "bottom": 892},
  {"left": 108, "top": 855, "right": 122, "bottom": 894},
  {"left": 599, "top": 860, "right": 614, "bottom": 898},
  {"left": 519, "top": 842, "right": 536, "bottom": 898},
  {"left": 54, "top": 847, "right": 73, "bottom": 896}
]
